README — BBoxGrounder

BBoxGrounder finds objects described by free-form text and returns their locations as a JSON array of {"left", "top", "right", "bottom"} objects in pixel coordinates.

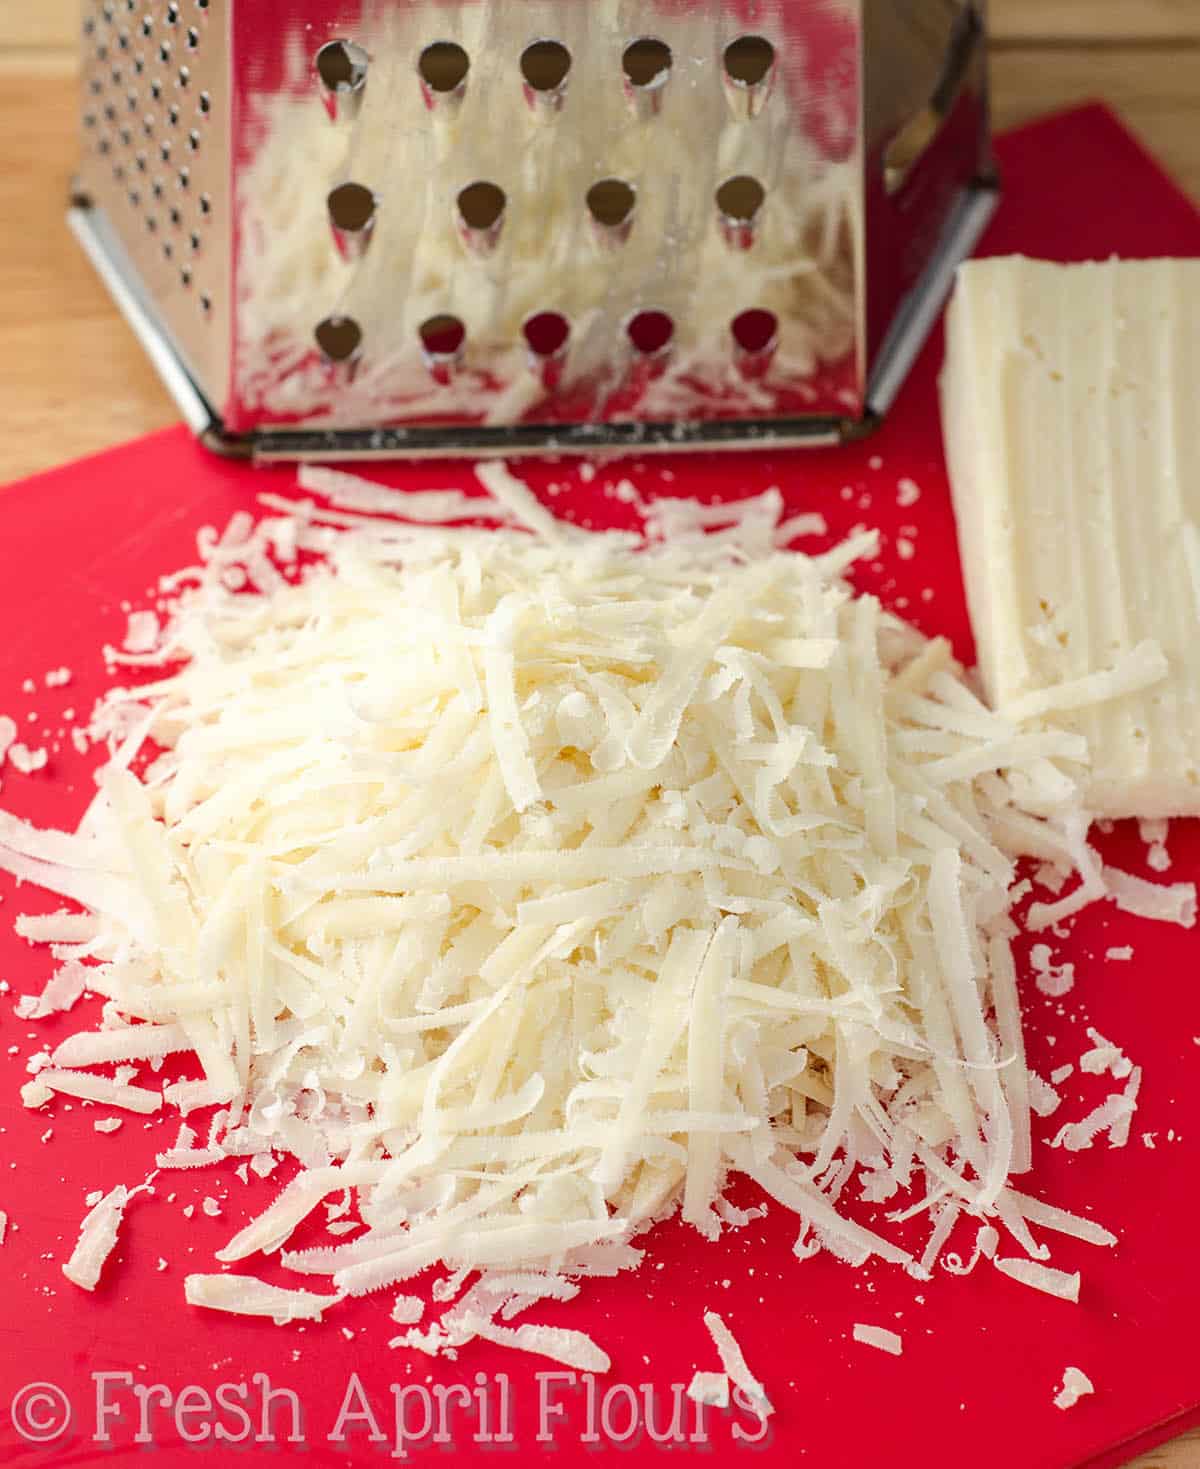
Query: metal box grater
[{"left": 70, "top": 1, "right": 997, "bottom": 460}]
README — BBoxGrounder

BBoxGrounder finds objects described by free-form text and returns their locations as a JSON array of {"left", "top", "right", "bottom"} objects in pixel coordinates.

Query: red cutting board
[{"left": 1, "top": 105, "right": 1199, "bottom": 1469}]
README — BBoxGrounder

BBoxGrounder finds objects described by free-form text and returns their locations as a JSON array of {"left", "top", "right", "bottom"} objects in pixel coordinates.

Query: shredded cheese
[
  {"left": 852, "top": 1324, "right": 903, "bottom": 1356},
  {"left": 0, "top": 464, "right": 1142, "bottom": 1361}
]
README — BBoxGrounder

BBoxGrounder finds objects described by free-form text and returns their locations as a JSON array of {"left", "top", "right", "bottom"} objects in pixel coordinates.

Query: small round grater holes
[
  {"left": 419, "top": 314, "right": 466, "bottom": 383},
  {"left": 128, "top": 188, "right": 141, "bottom": 207},
  {"left": 199, "top": 90, "right": 210, "bottom": 114},
  {"left": 328, "top": 182, "right": 376, "bottom": 231},
  {"left": 145, "top": 214, "right": 158, "bottom": 233},
  {"left": 162, "top": 240, "right": 174, "bottom": 260},
  {"left": 200, "top": 293, "right": 212, "bottom": 315},
  {"left": 89, "top": 77, "right": 103, "bottom": 94},
  {"left": 196, "top": 0, "right": 209, "bottom": 8},
  {"left": 186, "top": 26, "right": 199, "bottom": 49},
  {"left": 102, "top": 2, "right": 115, "bottom": 20},
  {"left": 103, "top": 101, "right": 118, "bottom": 121},
  {"left": 166, "top": 2, "right": 179, "bottom": 22},
  {"left": 316, "top": 315, "right": 364, "bottom": 364},
  {"left": 187, "top": 128, "right": 200, "bottom": 151},
  {"left": 316, "top": 39, "right": 369, "bottom": 102},
  {"left": 117, "top": 30, "right": 130, "bottom": 51},
  {"left": 98, "top": 137, "right": 112, "bottom": 155},
  {"left": 133, "top": 56, "right": 144, "bottom": 74},
  {"left": 189, "top": 230, "right": 200, "bottom": 252},
  {"left": 96, "top": 43, "right": 109, "bottom": 62},
  {"left": 521, "top": 39, "right": 571, "bottom": 93},
  {"left": 622, "top": 38, "right": 671, "bottom": 89},
  {"left": 455, "top": 181, "right": 506, "bottom": 255},
  {"left": 159, "top": 41, "right": 172, "bottom": 62},
  {"left": 178, "top": 165, "right": 190, "bottom": 188},
  {"left": 160, "top": 141, "right": 172, "bottom": 162},
  {"left": 724, "top": 35, "right": 774, "bottom": 87},
  {"left": 141, "top": 16, "right": 152, "bottom": 37},
  {"left": 626, "top": 308, "right": 674, "bottom": 356},
  {"left": 168, "top": 103, "right": 180, "bottom": 125},
  {"left": 178, "top": 64, "right": 190, "bottom": 87},
  {"left": 199, "top": 192, "right": 212, "bottom": 215},
  {"left": 112, "top": 162, "right": 125, "bottom": 181},
  {"left": 84, "top": 111, "right": 97, "bottom": 128},
  {"left": 151, "top": 178, "right": 165, "bottom": 199},
  {"left": 83, "top": 16, "right": 95, "bottom": 37},
  {"left": 722, "top": 35, "right": 776, "bottom": 120},
  {"left": 110, "top": 64, "right": 123, "bottom": 84},
  {"left": 142, "top": 112, "right": 155, "bottom": 136},
  {"left": 587, "top": 177, "right": 635, "bottom": 226},
  {"left": 418, "top": 41, "right": 469, "bottom": 98},
  {"left": 522, "top": 311, "right": 570, "bottom": 388},
  {"left": 730, "top": 308, "right": 779, "bottom": 379},
  {"left": 126, "top": 90, "right": 139, "bottom": 111},
  {"left": 135, "top": 150, "right": 148, "bottom": 173},
  {"left": 180, "top": 267, "right": 192, "bottom": 288},
  {"left": 150, "top": 80, "right": 163, "bottom": 100},
  {"left": 715, "top": 173, "right": 766, "bottom": 246},
  {"left": 169, "top": 205, "right": 182, "bottom": 225},
  {"left": 118, "top": 125, "right": 133, "bottom": 146}
]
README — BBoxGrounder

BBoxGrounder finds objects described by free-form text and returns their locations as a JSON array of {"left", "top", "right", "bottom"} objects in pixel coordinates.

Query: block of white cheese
[{"left": 941, "top": 256, "right": 1200, "bottom": 819}]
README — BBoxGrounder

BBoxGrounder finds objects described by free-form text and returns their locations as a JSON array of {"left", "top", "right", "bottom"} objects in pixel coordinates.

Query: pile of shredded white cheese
[{"left": 0, "top": 463, "right": 1169, "bottom": 1362}]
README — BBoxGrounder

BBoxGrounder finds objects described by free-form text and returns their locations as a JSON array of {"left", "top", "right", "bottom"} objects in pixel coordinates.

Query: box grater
[{"left": 69, "top": 1, "right": 997, "bottom": 460}]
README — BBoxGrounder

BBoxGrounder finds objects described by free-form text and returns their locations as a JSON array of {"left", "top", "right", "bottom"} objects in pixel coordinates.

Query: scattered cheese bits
[
  {"left": 993, "top": 1258, "right": 1081, "bottom": 1303},
  {"left": 686, "top": 1372, "right": 730, "bottom": 1408},
  {"left": 852, "top": 1324, "right": 903, "bottom": 1356},
  {"left": 184, "top": 1273, "right": 342, "bottom": 1325},
  {"left": 1054, "top": 1366, "right": 1095, "bottom": 1412},
  {"left": 0, "top": 1211, "right": 8, "bottom": 1245},
  {"left": 0, "top": 465, "right": 1131, "bottom": 1354},
  {"left": 703, "top": 1312, "right": 773, "bottom": 1420},
  {"left": 8, "top": 744, "right": 48, "bottom": 775},
  {"left": 0, "top": 715, "right": 16, "bottom": 764},
  {"left": 63, "top": 1185, "right": 132, "bottom": 1292},
  {"left": 1102, "top": 867, "right": 1196, "bottom": 929},
  {"left": 390, "top": 1294, "right": 426, "bottom": 1326}
]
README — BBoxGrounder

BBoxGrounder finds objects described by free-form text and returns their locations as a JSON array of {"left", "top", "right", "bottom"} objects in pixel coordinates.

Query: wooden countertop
[{"left": 0, "top": 8, "right": 1198, "bottom": 1466}]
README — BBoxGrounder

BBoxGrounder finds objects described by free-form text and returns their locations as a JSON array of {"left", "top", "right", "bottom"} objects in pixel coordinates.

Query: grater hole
[
  {"left": 189, "top": 230, "right": 200, "bottom": 252},
  {"left": 160, "top": 141, "right": 172, "bottom": 162},
  {"left": 587, "top": 178, "right": 636, "bottom": 228},
  {"left": 162, "top": 240, "right": 173, "bottom": 260},
  {"left": 166, "top": 2, "right": 179, "bottom": 22},
  {"left": 150, "top": 79, "right": 162, "bottom": 100},
  {"left": 199, "top": 192, "right": 212, "bottom": 215},
  {"left": 420, "top": 314, "right": 466, "bottom": 356},
  {"left": 169, "top": 205, "right": 182, "bottom": 225},
  {"left": 159, "top": 41, "right": 171, "bottom": 62},
  {"left": 328, "top": 181, "right": 377, "bottom": 235},
  {"left": 133, "top": 56, "right": 144, "bottom": 74},
  {"left": 626, "top": 309, "right": 674, "bottom": 356},
  {"left": 317, "top": 39, "right": 369, "bottom": 95},
  {"left": 178, "top": 166, "right": 190, "bottom": 188},
  {"left": 141, "top": 17, "right": 152, "bottom": 37},
  {"left": 418, "top": 41, "right": 469, "bottom": 94},
  {"left": 622, "top": 38, "right": 671, "bottom": 90},
  {"left": 110, "top": 64, "right": 123, "bottom": 84},
  {"left": 187, "top": 128, "right": 200, "bottom": 151},
  {"left": 520, "top": 40, "right": 571, "bottom": 93},
  {"left": 152, "top": 178, "right": 165, "bottom": 199},
  {"left": 199, "top": 89, "right": 210, "bottom": 114},
  {"left": 168, "top": 103, "right": 180, "bottom": 125},
  {"left": 119, "top": 125, "right": 133, "bottom": 146},
  {"left": 186, "top": 26, "right": 199, "bottom": 49},
  {"left": 731, "top": 308, "right": 778, "bottom": 355},
  {"left": 98, "top": 137, "right": 112, "bottom": 155},
  {"left": 142, "top": 113, "right": 155, "bottom": 136},
  {"left": 89, "top": 77, "right": 103, "bottom": 94},
  {"left": 523, "top": 311, "right": 570, "bottom": 358},
  {"left": 457, "top": 181, "right": 505, "bottom": 232},
  {"left": 126, "top": 90, "right": 138, "bottom": 111},
  {"left": 316, "top": 315, "right": 363, "bottom": 363},
  {"left": 723, "top": 35, "right": 775, "bottom": 88},
  {"left": 715, "top": 175, "right": 765, "bottom": 222},
  {"left": 145, "top": 215, "right": 158, "bottom": 233},
  {"left": 128, "top": 188, "right": 141, "bottom": 208},
  {"left": 103, "top": 102, "right": 118, "bottom": 121},
  {"left": 180, "top": 267, "right": 192, "bottom": 288},
  {"left": 135, "top": 151, "right": 148, "bottom": 173},
  {"left": 178, "top": 65, "right": 190, "bottom": 87},
  {"left": 200, "top": 292, "right": 211, "bottom": 314},
  {"left": 117, "top": 30, "right": 130, "bottom": 51}
]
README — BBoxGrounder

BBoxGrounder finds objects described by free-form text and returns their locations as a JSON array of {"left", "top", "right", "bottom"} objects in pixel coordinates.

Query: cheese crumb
[
  {"left": 852, "top": 1324, "right": 903, "bottom": 1356},
  {"left": 1054, "top": 1366, "right": 1094, "bottom": 1411}
]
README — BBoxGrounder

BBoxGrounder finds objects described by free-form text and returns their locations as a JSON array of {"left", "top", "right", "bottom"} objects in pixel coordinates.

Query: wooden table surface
[{"left": 0, "top": 6, "right": 1198, "bottom": 1466}]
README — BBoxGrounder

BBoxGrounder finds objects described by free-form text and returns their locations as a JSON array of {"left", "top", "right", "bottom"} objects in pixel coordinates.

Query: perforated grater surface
[{"left": 69, "top": 1, "right": 997, "bottom": 460}]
